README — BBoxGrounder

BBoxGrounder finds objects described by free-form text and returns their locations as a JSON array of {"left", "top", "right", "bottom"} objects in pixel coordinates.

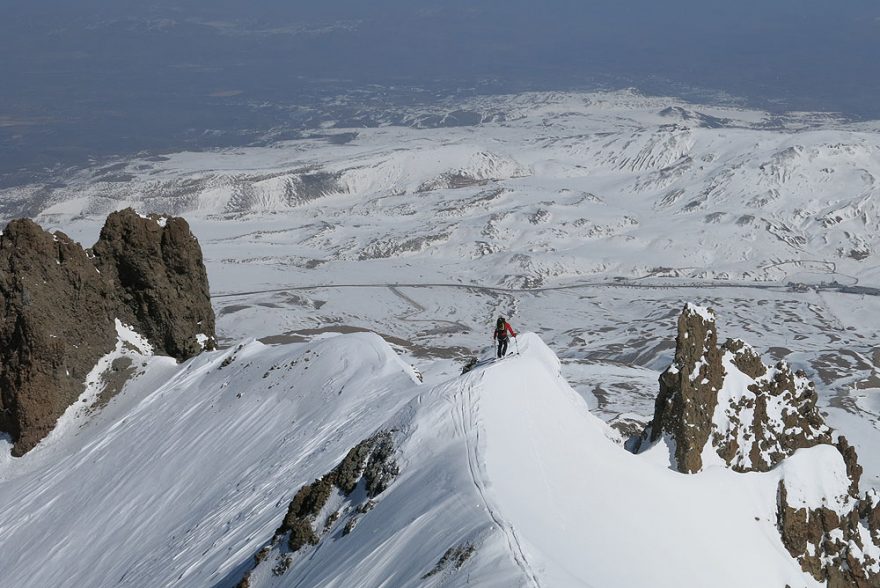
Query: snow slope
[
  {"left": 0, "top": 333, "right": 420, "bottom": 587},
  {"left": 449, "top": 334, "right": 816, "bottom": 587},
  {"left": 0, "top": 328, "right": 828, "bottom": 587}
]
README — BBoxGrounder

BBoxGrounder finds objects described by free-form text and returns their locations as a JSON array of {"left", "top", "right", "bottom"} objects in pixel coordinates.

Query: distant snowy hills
[
  {"left": 5, "top": 91, "right": 880, "bottom": 287},
  {"left": 2, "top": 91, "right": 880, "bottom": 587}
]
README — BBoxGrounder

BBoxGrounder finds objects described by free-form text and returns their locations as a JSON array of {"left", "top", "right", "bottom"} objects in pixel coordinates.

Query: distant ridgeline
[
  {"left": 0, "top": 209, "right": 215, "bottom": 456},
  {"left": 635, "top": 304, "right": 880, "bottom": 587}
]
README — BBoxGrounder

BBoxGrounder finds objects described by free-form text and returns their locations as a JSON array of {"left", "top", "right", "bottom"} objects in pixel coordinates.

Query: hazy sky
[
  {"left": 5, "top": 1, "right": 879, "bottom": 104},
  {"left": 2, "top": 1, "right": 879, "bottom": 178}
]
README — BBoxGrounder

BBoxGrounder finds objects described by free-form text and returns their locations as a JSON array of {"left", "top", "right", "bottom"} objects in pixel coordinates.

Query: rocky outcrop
[
  {"left": 649, "top": 303, "right": 724, "bottom": 473},
  {"left": 0, "top": 209, "right": 214, "bottom": 455},
  {"left": 92, "top": 210, "right": 214, "bottom": 360},
  {"left": 776, "top": 442, "right": 880, "bottom": 587},
  {"left": 275, "top": 430, "right": 398, "bottom": 553},
  {"left": 712, "top": 346, "right": 831, "bottom": 473},
  {"left": 641, "top": 303, "right": 880, "bottom": 586},
  {"left": 644, "top": 303, "right": 830, "bottom": 473},
  {"left": 0, "top": 221, "right": 119, "bottom": 454},
  {"left": 236, "top": 431, "right": 399, "bottom": 586},
  {"left": 421, "top": 543, "right": 476, "bottom": 579}
]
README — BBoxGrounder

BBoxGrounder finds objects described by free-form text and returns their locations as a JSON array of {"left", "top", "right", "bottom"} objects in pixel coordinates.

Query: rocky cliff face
[
  {"left": 641, "top": 303, "right": 880, "bottom": 587},
  {"left": 0, "top": 221, "right": 119, "bottom": 455},
  {"left": 92, "top": 210, "right": 215, "bottom": 361},
  {"left": 649, "top": 304, "right": 724, "bottom": 473},
  {"left": 0, "top": 209, "right": 214, "bottom": 456},
  {"left": 646, "top": 303, "right": 831, "bottom": 473}
]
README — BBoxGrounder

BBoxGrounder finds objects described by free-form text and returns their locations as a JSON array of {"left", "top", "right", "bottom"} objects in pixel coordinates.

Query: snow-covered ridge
[
  {"left": 0, "top": 329, "right": 856, "bottom": 587},
  {"left": 239, "top": 332, "right": 844, "bottom": 587},
  {"left": 0, "top": 333, "right": 419, "bottom": 587}
]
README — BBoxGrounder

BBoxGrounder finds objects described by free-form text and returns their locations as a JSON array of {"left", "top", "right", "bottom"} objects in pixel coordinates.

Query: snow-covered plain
[{"left": 2, "top": 90, "right": 880, "bottom": 586}]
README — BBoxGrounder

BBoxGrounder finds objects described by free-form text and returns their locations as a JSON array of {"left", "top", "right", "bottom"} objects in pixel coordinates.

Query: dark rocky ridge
[
  {"left": 235, "top": 431, "right": 399, "bottom": 587},
  {"left": 641, "top": 303, "right": 880, "bottom": 586},
  {"left": 777, "top": 442, "right": 880, "bottom": 587},
  {"left": 644, "top": 303, "right": 830, "bottom": 474},
  {"left": 0, "top": 209, "right": 215, "bottom": 456}
]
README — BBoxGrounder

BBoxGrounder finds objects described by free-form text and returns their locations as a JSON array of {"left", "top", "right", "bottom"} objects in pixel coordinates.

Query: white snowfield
[
  {"left": 0, "top": 331, "right": 827, "bottom": 587},
  {"left": 1, "top": 90, "right": 878, "bottom": 586},
  {"left": 8, "top": 90, "right": 880, "bottom": 290},
  {"left": 4, "top": 93, "right": 880, "bottom": 480}
]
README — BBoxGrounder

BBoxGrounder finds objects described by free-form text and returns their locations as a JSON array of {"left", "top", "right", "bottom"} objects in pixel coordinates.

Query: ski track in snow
[{"left": 454, "top": 368, "right": 542, "bottom": 588}]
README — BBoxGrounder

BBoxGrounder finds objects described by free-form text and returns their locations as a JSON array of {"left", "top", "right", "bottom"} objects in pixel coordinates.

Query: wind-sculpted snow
[
  {"left": 0, "top": 329, "right": 845, "bottom": 587},
  {"left": 0, "top": 333, "right": 420, "bottom": 587}
]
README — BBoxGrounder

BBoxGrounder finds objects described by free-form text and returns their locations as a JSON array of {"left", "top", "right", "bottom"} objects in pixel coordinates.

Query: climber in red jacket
[{"left": 493, "top": 316, "right": 517, "bottom": 358}]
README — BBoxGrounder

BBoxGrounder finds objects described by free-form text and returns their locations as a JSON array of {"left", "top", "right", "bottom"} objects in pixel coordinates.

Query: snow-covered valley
[{"left": 2, "top": 91, "right": 880, "bottom": 586}]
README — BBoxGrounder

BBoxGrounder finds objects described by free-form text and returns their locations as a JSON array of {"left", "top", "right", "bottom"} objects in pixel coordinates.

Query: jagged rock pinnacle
[{"left": 650, "top": 303, "right": 723, "bottom": 473}]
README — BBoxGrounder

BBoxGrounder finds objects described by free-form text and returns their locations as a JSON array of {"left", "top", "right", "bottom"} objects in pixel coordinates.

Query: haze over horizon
[{"left": 3, "top": 1, "right": 879, "bottom": 182}]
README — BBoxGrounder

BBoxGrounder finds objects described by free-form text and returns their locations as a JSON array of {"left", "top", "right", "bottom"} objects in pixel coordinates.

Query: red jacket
[{"left": 494, "top": 323, "right": 516, "bottom": 340}]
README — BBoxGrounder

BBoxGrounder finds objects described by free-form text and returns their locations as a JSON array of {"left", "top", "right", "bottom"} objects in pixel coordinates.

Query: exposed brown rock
[
  {"left": 274, "top": 431, "right": 398, "bottom": 553},
  {"left": 363, "top": 431, "right": 398, "bottom": 497},
  {"left": 0, "top": 220, "right": 117, "bottom": 455},
  {"left": 838, "top": 436, "right": 863, "bottom": 497},
  {"left": 777, "top": 479, "right": 880, "bottom": 588},
  {"left": 421, "top": 543, "right": 476, "bottom": 579},
  {"left": 239, "top": 432, "right": 398, "bottom": 585},
  {"left": 868, "top": 493, "right": 880, "bottom": 542},
  {"left": 643, "top": 304, "right": 831, "bottom": 474},
  {"left": 714, "top": 360, "right": 831, "bottom": 473},
  {"left": 649, "top": 304, "right": 724, "bottom": 473},
  {"left": 0, "top": 210, "right": 215, "bottom": 455},
  {"left": 92, "top": 209, "right": 215, "bottom": 360},
  {"left": 722, "top": 338, "right": 766, "bottom": 379}
]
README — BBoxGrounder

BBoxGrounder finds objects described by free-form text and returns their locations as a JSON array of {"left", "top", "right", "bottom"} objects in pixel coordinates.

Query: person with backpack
[{"left": 493, "top": 317, "right": 517, "bottom": 358}]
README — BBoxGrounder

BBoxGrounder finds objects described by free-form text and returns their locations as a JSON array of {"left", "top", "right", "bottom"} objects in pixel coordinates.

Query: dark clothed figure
[{"left": 493, "top": 317, "right": 517, "bottom": 358}]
